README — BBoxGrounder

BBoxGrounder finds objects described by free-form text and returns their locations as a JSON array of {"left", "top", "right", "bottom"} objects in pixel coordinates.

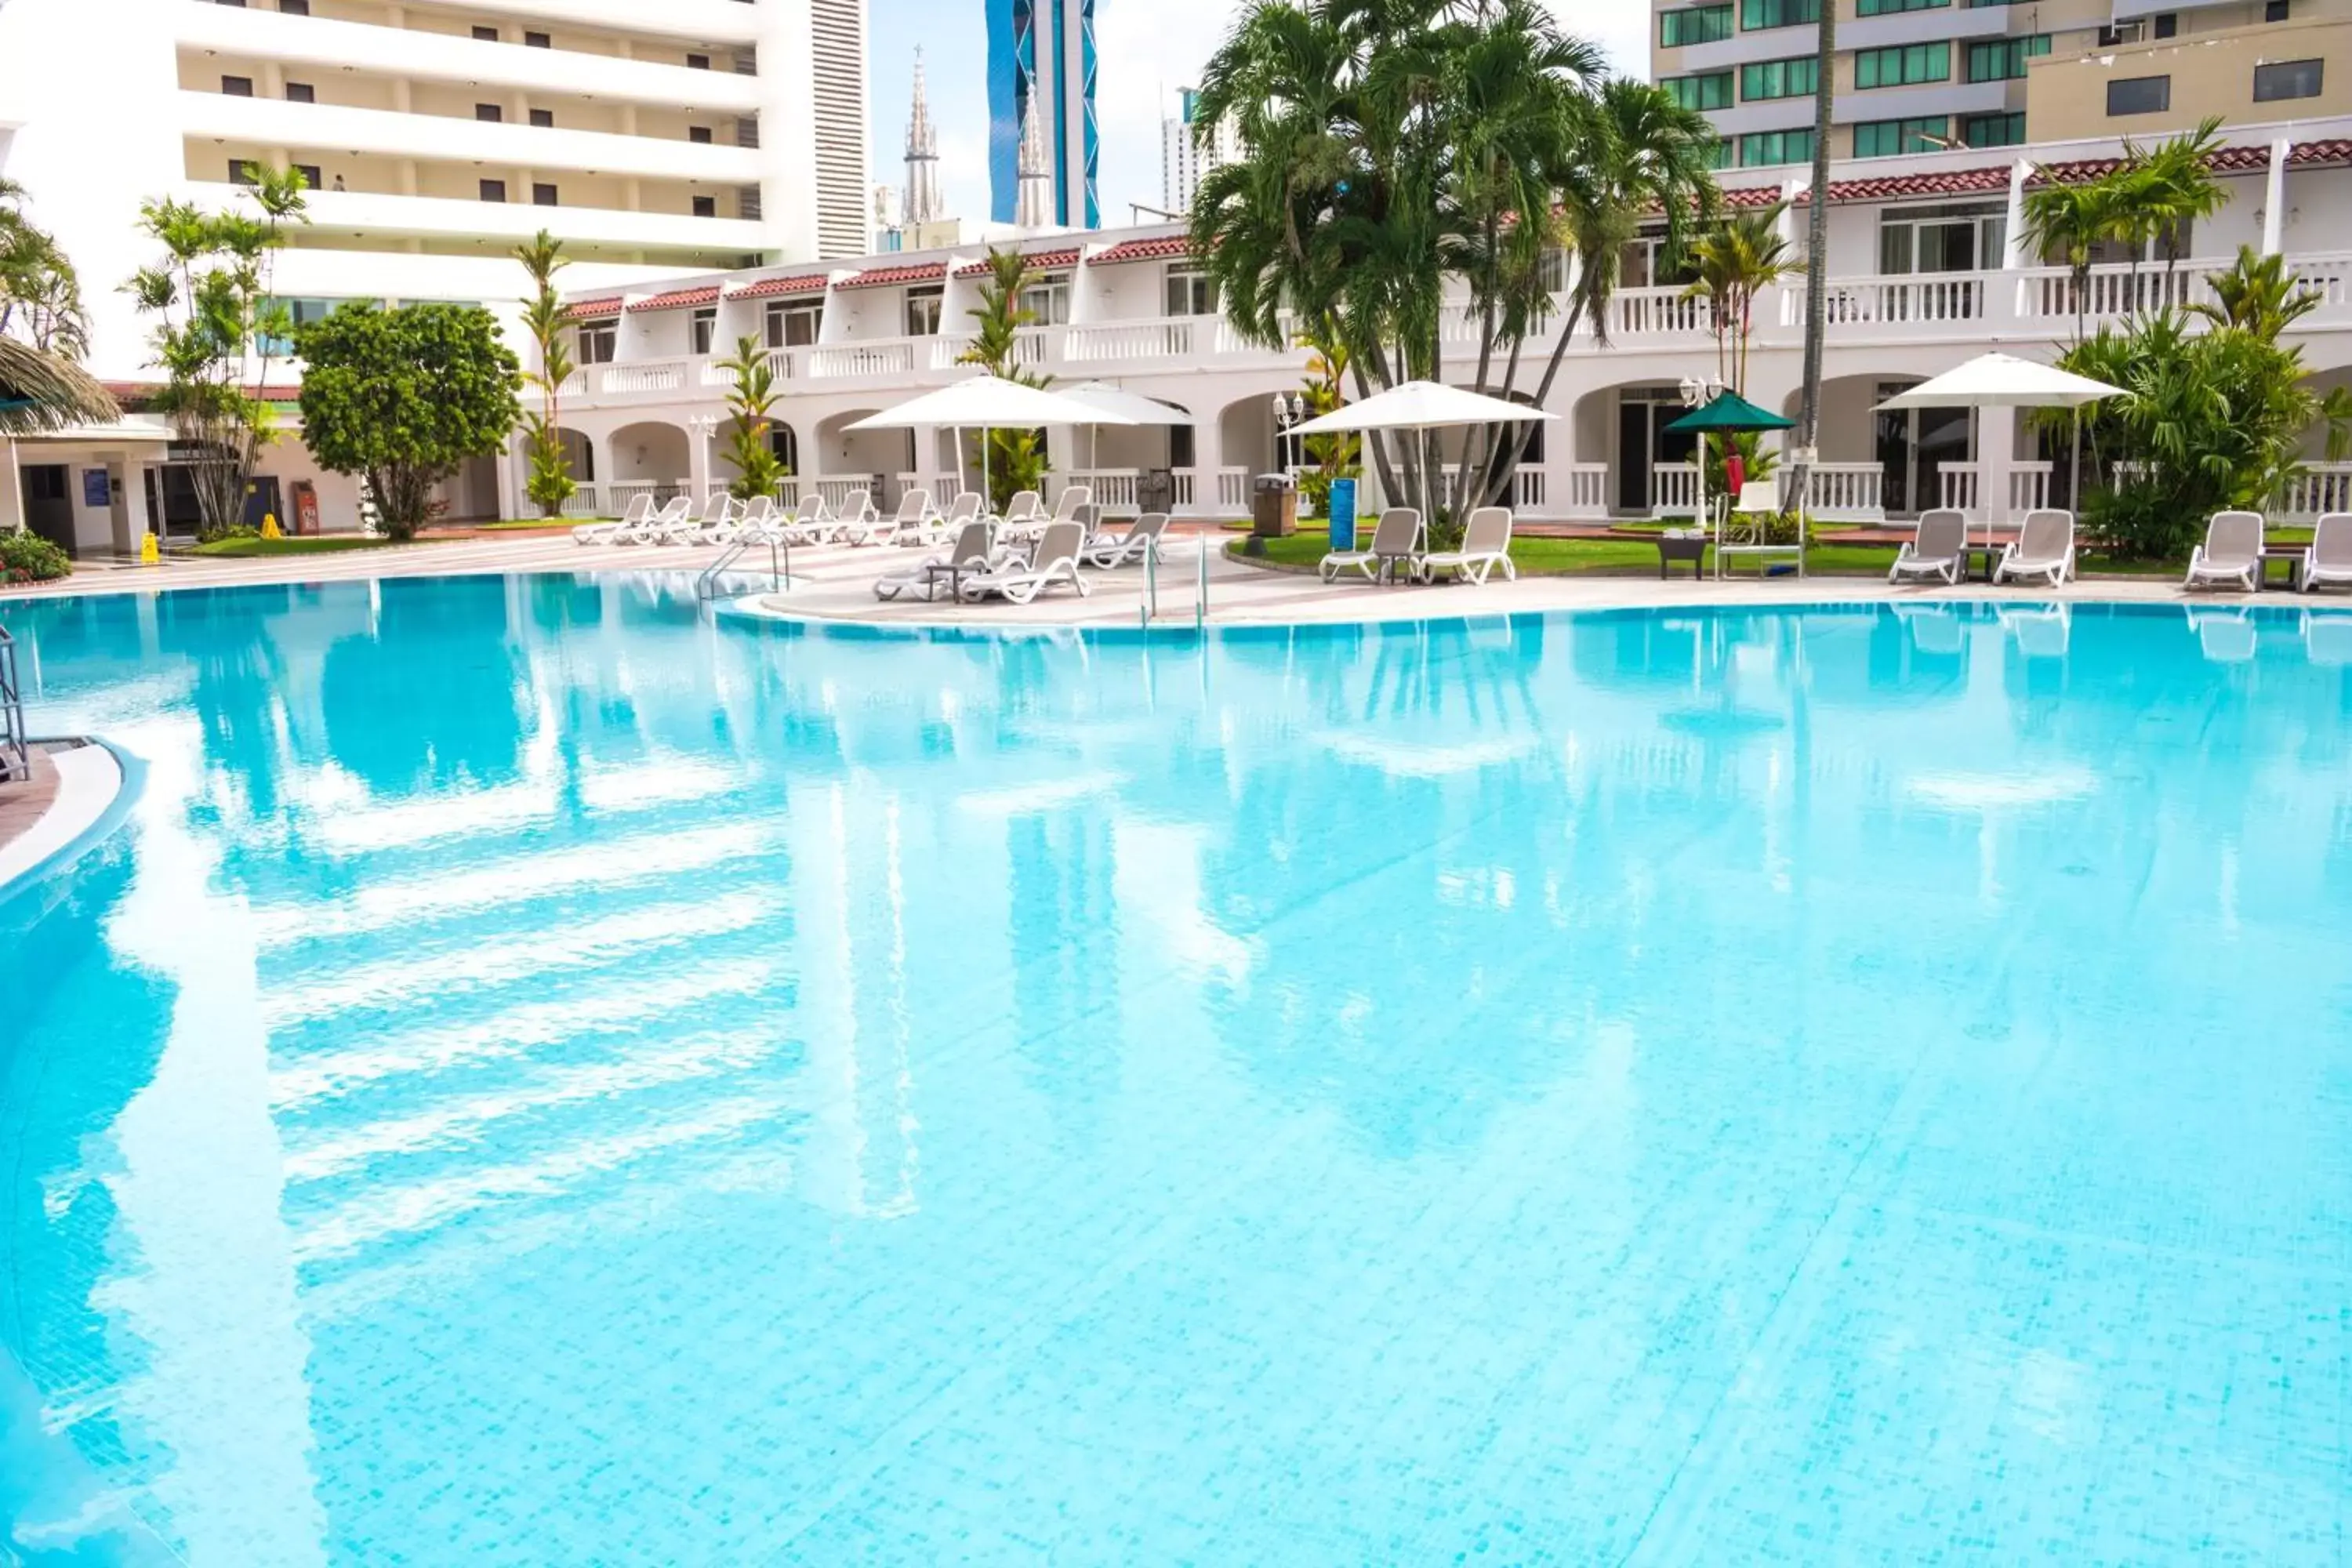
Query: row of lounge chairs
[
  {"left": 1317, "top": 506, "right": 1519, "bottom": 586},
  {"left": 1889, "top": 507, "right": 2352, "bottom": 593},
  {"left": 874, "top": 511, "right": 1175, "bottom": 605},
  {"left": 571, "top": 485, "right": 1110, "bottom": 554}
]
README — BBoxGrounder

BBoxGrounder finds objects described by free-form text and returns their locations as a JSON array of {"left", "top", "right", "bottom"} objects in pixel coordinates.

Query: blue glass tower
[{"left": 986, "top": 0, "right": 1099, "bottom": 228}]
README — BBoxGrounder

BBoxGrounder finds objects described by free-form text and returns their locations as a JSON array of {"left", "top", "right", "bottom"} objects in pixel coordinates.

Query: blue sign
[
  {"left": 1327, "top": 477, "right": 1357, "bottom": 553},
  {"left": 82, "top": 468, "right": 111, "bottom": 509}
]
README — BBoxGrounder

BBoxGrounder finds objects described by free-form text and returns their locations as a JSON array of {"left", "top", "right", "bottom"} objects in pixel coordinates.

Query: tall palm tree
[
  {"left": 0, "top": 336, "right": 118, "bottom": 437},
  {"left": 1682, "top": 203, "right": 1805, "bottom": 396},
  {"left": 1793, "top": 0, "right": 1835, "bottom": 521},
  {"left": 2020, "top": 177, "right": 2130, "bottom": 345},
  {"left": 0, "top": 178, "right": 90, "bottom": 359}
]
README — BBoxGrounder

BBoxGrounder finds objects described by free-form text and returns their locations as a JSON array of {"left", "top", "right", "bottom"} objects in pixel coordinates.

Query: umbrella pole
[{"left": 2071, "top": 406, "right": 2082, "bottom": 518}]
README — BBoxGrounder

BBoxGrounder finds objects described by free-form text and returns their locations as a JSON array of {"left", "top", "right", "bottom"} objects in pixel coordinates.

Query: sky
[{"left": 865, "top": 0, "right": 1653, "bottom": 230}]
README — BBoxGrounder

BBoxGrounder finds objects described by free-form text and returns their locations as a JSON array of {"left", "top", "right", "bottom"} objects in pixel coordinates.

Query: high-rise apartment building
[
  {"left": 0, "top": 0, "right": 873, "bottom": 379},
  {"left": 1162, "top": 87, "right": 1240, "bottom": 216},
  {"left": 1651, "top": 0, "right": 2349, "bottom": 169},
  {"left": 985, "top": 0, "right": 1098, "bottom": 229}
]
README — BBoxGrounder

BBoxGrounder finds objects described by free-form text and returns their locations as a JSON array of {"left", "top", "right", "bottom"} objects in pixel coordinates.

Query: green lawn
[
  {"left": 1229, "top": 529, "right": 2201, "bottom": 579},
  {"left": 191, "top": 535, "right": 414, "bottom": 557}
]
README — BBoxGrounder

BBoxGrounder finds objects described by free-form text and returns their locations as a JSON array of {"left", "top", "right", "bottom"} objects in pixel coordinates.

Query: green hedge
[{"left": 0, "top": 531, "right": 71, "bottom": 583}]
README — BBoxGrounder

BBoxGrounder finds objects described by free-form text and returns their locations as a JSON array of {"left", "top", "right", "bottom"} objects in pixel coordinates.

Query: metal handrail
[
  {"left": 0, "top": 626, "right": 27, "bottom": 784},
  {"left": 696, "top": 532, "right": 788, "bottom": 601},
  {"left": 1138, "top": 532, "right": 1209, "bottom": 633}
]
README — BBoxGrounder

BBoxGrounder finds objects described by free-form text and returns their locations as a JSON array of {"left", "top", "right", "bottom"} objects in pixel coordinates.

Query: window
[
  {"left": 1738, "top": 127, "right": 1817, "bottom": 166},
  {"left": 691, "top": 194, "right": 717, "bottom": 217},
  {"left": 2097, "top": 21, "right": 2143, "bottom": 45},
  {"left": 1857, "top": 42, "right": 1951, "bottom": 87},
  {"left": 765, "top": 301, "right": 820, "bottom": 347},
  {"left": 529, "top": 108, "right": 554, "bottom": 128},
  {"left": 1857, "top": 0, "right": 1947, "bottom": 14},
  {"left": 471, "top": 24, "right": 498, "bottom": 40},
  {"left": 256, "top": 295, "right": 341, "bottom": 355},
  {"left": 2266, "top": 0, "right": 2291, "bottom": 20},
  {"left": 480, "top": 178, "right": 507, "bottom": 202},
  {"left": 576, "top": 322, "right": 616, "bottom": 364},
  {"left": 1663, "top": 71, "right": 1734, "bottom": 111},
  {"left": 524, "top": 30, "right": 550, "bottom": 47},
  {"left": 1165, "top": 266, "right": 1218, "bottom": 316},
  {"left": 1740, "top": 56, "right": 1817, "bottom": 100},
  {"left": 477, "top": 103, "right": 503, "bottom": 122},
  {"left": 1706, "top": 139, "right": 1735, "bottom": 170},
  {"left": 687, "top": 52, "right": 712, "bottom": 69},
  {"left": 1018, "top": 272, "right": 1072, "bottom": 325},
  {"left": 292, "top": 164, "right": 321, "bottom": 189},
  {"left": 221, "top": 75, "right": 253, "bottom": 96},
  {"left": 2254, "top": 57, "right": 2324, "bottom": 100},
  {"left": 1659, "top": 5, "right": 1733, "bottom": 46},
  {"left": 278, "top": 0, "right": 307, "bottom": 11},
  {"left": 285, "top": 82, "right": 314, "bottom": 103},
  {"left": 532, "top": 183, "right": 558, "bottom": 206},
  {"left": 1879, "top": 202, "right": 2005, "bottom": 274},
  {"left": 2152, "top": 12, "right": 2178, "bottom": 36},
  {"left": 689, "top": 125, "right": 714, "bottom": 144},
  {"left": 1854, "top": 116, "right": 1951, "bottom": 158},
  {"left": 690, "top": 307, "right": 717, "bottom": 354},
  {"left": 228, "top": 160, "right": 257, "bottom": 185},
  {"left": 904, "top": 285, "right": 944, "bottom": 335},
  {"left": 1966, "top": 36, "right": 2050, "bottom": 81},
  {"left": 1961, "top": 110, "right": 2027, "bottom": 147},
  {"left": 2107, "top": 74, "right": 2170, "bottom": 114},
  {"left": 1740, "top": 0, "right": 1817, "bottom": 28}
]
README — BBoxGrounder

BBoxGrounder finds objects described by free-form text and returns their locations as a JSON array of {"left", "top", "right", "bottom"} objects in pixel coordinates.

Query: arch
[
  {"left": 1218, "top": 392, "right": 1280, "bottom": 482},
  {"left": 1780, "top": 372, "right": 1968, "bottom": 517},
  {"left": 608, "top": 420, "right": 691, "bottom": 485},
  {"left": 815, "top": 408, "right": 909, "bottom": 478},
  {"left": 770, "top": 422, "right": 800, "bottom": 477},
  {"left": 554, "top": 426, "right": 596, "bottom": 483},
  {"left": 1570, "top": 377, "right": 1700, "bottom": 516}
]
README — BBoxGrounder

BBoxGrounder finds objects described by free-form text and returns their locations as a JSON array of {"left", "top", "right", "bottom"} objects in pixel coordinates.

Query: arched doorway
[{"left": 608, "top": 421, "right": 691, "bottom": 497}]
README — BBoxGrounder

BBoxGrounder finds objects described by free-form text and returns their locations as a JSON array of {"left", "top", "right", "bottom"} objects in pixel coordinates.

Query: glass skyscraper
[{"left": 985, "top": 0, "right": 1098, "bottom": 228}]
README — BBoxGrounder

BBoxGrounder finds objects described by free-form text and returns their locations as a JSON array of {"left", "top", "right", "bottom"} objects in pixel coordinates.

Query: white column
[
  {"left": 2262, "top": 137, "right": 2290, "bottom": 256},
  {"left": 494, "top": 448, "right": 519, "bottom": 521},
  {"left": 2003, "top": 159, "right": 2030, "bottom": 269},
  {"left": 688, "top": 415, "right": 718, "bottom": 499},
  {"left": 110, "top": 453, "right": 154, "bottom": 554},
  {"left": 757, "top": 1, "right": 818, "bottom": 259},
  {"left": 0, "top": 441, "right": 25, "bottom": 534}
]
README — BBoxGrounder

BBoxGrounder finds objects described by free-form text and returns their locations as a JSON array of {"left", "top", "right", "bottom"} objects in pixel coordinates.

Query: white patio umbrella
[
  {"left": 1062, "top": 381, "right": 1191, "bottom": 481},
  {"left": 1283, "top": 379, "right": 1557, "bottom": 436},
  {"left": 847, "top": 374, "right": 1136, "bottom": 504},
  {"left": 1875, "top": 353, "right": 2123, "bottom": 536}
]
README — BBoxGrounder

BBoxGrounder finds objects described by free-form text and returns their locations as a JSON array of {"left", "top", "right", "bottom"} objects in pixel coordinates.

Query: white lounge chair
[
  {"left": 2301, "top": 511, "right": 2352, "bottom": 592},
  {"left": 731, "top": 495, "right": 779, "bottom": 543},
  {"left": 1320, "top": 508, "right": 1422, "bottom": 583},
  {"left": 775, "top": 495, "right": 834, "bottom": 546},
  {"left": 2184, "top": 510, "right": 2263, "bottom": 593},
  {"left": 617, "top": 495, "right": 690, "bottom": 545},
  {"left": 673, "top": 492, "right": 744, "bottom": 546},
  {"left": 1418, "top": 506, "right": 1515, "bottom": 584},
  {"left": 961, "top": 520, "right": 1089, "bottom": 604},
  {"left": 1992, "top": 508, "right": 2074, "bottom": 587},
  {"left": 1889, "top": 507, "right": 1968, "bottom": 586},
  {"left": 1083, "top": 511, "right": 1170, "bottom": 568},
  {"left": 847, "top": 488, "right": 931, "bottom": 547},
  {"left": 572, "top": 492, "right": 652, "bottom": 546},
  {"left": 876, "top": 519, "right": 996, "bottom": 601},
  {"left": 2188, "top": 605, "right": 2257, "bottom": 662},
  {"left": 907, "top": 491, "right": 982, "bottom": 548}
]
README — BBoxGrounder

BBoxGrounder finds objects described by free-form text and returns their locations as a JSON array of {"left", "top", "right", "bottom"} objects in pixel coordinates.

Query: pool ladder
[
  {"left": 696, "top": 534, "right": 789, "bottom": 601},
  {"left": 1138, "top": 532, "right": 1208, "bottom": 633}
]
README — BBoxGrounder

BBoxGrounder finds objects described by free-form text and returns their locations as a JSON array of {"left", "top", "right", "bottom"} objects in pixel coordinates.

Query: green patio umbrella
[{"left": 1662, "top": 390, "right": 1793, "bottom": 532}]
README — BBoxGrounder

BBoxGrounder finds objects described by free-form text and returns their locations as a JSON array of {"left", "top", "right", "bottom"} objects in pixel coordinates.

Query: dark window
[
  {"left": 766, "top": 301, "right": 819, "bottom": 347},
  {"left": 687, "top": 52, "right": 712, "bottom": 69},
  {"left": 691, "top": 194, "right": 717, "bottom": 217},
  {"left": 690, "top": 307, "right": 717, "bottom": 354},
  {"left": 524, "top": 30, "right": 550, "bottom": 47},
  {"left": 481, "top": 179, "right": 507, "bottom": 202},
  {"left": 1663, "top": 73, "right": 1734, "bottom": 111},
  {"left": 221, "top": 75, "right": 253, "bottom": 96},
  {"left": 293, "top": 164, "right": 321, "bottom": 188},
  {"left": 689, "top": 125, "right": 714, "bottom": 143},
  {"left": 285, "top": 82, "right": 314, "bottom": 102},
  {"left": 1660, "top": 5, "right": 1733, "bottom": 45},
  {"left": 278, "top": 0, "right": 308, "bottom": 13},
  {"left": 229, "top": 160, "right": 257, "bottom": 185},
  {"left": 529, "top": 108, "right": 554, "bottom": 128},
  {"left": 1857, "top": 0, "right": 1947, "bottom": 13},
  {"left": 1962, "top": 110, "right": 2027, "bottom": 147},
  {"left": 533, "top": 183, "right": 559, "bottom": 205},
  {"left": 577, "top": 323, "right": 615, "bottom": 363},
  {"left": 2152, "top": 13, "right": 2178, "bottom": 37},
  {"left": 216, "top": 0, "right": 246, "bottom": 6},
  {"left": 1742, "top": 56, "right": 1818, "bottom": 99},
  {"left": 1966, "top": 35, "right": 2050, "bottom": 81},
  {"left": 2265, "top": 0, "right": 2290, "bottom": 20},
  {"left": 1737, "top": 127, "right": 1816, "bottom": 165},
  {"left": 1739, "top": 0, "right": 1817, "bottom": 27},
  {"left": 2253, "top": 56, "right": 2323, "bottom": 99},
  {"left": 1854, "top": 117, "right": 1950, "bottom": 157},
  {"left": 471, "top": 24, "right": 498, "bottom": 40},
  {"left": 1857, "top": 42, "right": 1952, "bottom": 88},
  {"left": 476, "top": 103, "right": 503, "bottom": 122},
  {"left": 2096, "top": 21, "right": 2142, "bottom": 45},
  {"left": 2107, "top": 74, "right": 2170, "bottom": 114}
]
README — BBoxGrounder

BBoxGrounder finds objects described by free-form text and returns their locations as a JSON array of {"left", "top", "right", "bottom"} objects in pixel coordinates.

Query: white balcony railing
[
  {"left": 1214, "top": 466, "right": 1250, "bottom": 512},
  {"left": 1782, "top": 462, "right": 1883, "bottom": 521},
  {"left": 1062, "top": 469, "right": 1142, "bottom": 515},
  {"left": 557, "top": 486, "right": 601, "bottom": 518},
  {"left": 597, "top": 360, "right": 688, "bottom": 397},
  {"left": 2013, "top": 261, "right": 2216, "bottom": 324},
  {"left": 1608, "top": 287, "right": 1710, "bottom": 339},
  {"left": 1064, "top": 320, "right": 1198, "bottom": 361},
  {"left": 2278, "top": 463, "right": 2352, "bottom": 521},
  {"left": 1939, "top": 461, "right": 2053, "bottom": 520},
  {"left": 1651, "top": 461, "right": 1701, "bottom": 519},
  {"left": 1512, "top": 466, "right": 1546, "bottom": 510},
  {"left": 1798, "top": 274, "right": 1987, "bottom": 330},
  {"left": 810, "top": 343, "right": 915, "bottom": 379},
  {"left": 1559, "top": 462, "right": 1610, "bottom": 520}
]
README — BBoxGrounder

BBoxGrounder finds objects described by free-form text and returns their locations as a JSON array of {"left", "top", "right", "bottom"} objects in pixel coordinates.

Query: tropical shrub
[
  {"left": 1294, "top": 328, "right": 1360, "bottom": 521},
  {"left": 717, "top": 336, "right": 788, "bottom": 500},
  {"left": 515, "top": 230, "right": 577, "bottom": 517},
  {"left": 0, "top": 530, "right": 71, "bottom": 582},
  {"left": 956, "top": 249, "right": 1050, "bottom": 510}
]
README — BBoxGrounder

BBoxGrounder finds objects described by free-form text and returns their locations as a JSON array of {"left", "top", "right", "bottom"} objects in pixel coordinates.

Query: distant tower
[
  {"left": 1014, "top": 102, "right": 1054, "bottom": 229},
  {"left": 986, "top": 0, "right": 1098, "bottom": 228},
  {"left": 1162, "top": 87, "right": 1239, "bottom": 215},
  {"left": 902, "top": 48, "right": 944, "bottom": 227}
]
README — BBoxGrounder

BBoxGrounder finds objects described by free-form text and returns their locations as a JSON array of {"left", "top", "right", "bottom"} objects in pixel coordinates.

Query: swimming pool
[{"left": 2, "top": 577, "right": 2347, "bottom": 1563}]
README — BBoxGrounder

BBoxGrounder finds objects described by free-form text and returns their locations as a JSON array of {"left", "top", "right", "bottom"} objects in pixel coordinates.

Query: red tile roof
[
  {"left": 627, "top": 285, "right": 721, "bottom": 312},
  {"left": 953, "top": 246, "right": 1083, "bottom": 277},
  {"left": 2288, "top": 138, "right": 2352, "bottom": 167},
  {"left": 839, "top": 261, "right": 947, "bottom": 289},
  {"left": 1090, "top": 234, "right": 1194, "bottom": 265},
  {"left": 727, "top": 273, "right": 831, "bottom": 300},
  {"left": 563, "top": 296, "right": 622, "bottom": 321},
  {"left": 1806, "top": 163, "right": 2013, "bottom": 205}
]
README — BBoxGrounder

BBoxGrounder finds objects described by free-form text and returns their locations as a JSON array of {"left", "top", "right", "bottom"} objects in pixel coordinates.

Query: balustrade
[
  {"left": 1559, "top": 462, "right": 1610, "bottom": 520},
  {"left": 2278, "top": 463, "right": 2352, "bottom": 521},
  {"left": 597, "top": 360, "right": 688, "bottom": 395},
  {"left": 1650, "top": 461, "right": 1701, "bottom": 519},
  {"left": 810, "top": 343, "right": 915, "bottom": 379}
]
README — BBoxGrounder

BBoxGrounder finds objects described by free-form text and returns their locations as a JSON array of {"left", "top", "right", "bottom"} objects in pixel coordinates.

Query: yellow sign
[
  {"left": 140, "top": 532, "right": 160, "bottom": 565},
  {"left": 260, "top": 513, "right": 283, "bottom": 539}
]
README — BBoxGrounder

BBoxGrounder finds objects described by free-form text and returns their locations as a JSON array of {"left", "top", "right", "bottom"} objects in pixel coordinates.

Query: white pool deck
[{"left": 0, "top": 530, "right": 2300, "bottom": 628}]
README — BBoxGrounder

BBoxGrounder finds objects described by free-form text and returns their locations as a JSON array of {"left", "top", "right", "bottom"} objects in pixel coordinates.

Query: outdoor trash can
[{"left": 1252, "top": 474, "right": 1298, "bottom": 537}]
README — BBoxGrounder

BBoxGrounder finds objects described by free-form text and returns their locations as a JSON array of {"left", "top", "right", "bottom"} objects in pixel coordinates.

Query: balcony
[
  {"left": 194, "top": 185, "right": 766, "bottom": 256},
  {"left": 176, "top": 93, "right": 762, "bottom": 183},
  {"left": 176, "top": 0, "right": 763, "bottom": 93}
]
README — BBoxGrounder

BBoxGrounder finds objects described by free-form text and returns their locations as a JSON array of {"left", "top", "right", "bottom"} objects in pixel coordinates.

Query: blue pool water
[{"left": 2, "top": 577, "right": 2349, "bottom": 1564}]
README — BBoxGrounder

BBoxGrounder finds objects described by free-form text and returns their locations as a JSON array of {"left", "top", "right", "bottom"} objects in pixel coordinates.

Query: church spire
[
  {"left": 901, "top": 48, "right": 943, "bottom": 228},
  {"left": 1014, "top": 97, "right": 1052, "bottom": 229}
]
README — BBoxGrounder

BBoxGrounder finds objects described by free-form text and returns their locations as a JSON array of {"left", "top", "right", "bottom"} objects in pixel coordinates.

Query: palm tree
[
  {"left": 2020, "top": 177, "right": 2130, "bottom": 344},
  {"left": 515, "top": 230, "right": 576, "bottom": 516},
  {"left": 2194, "top": 245, "right": 2321, "bottom": 336},
  {"left": 956, "top": 249, "right": 1051, "bottom": 509},
  {"left": 1682, "top": 203, "right": 1805, "bottom": 397},
  {"left": 2130, "top": 118, "right": 2226, "bottom": 299},
  {"left": 0, "top": 336, "right": 117, "bottom": 437},
  {"left": 1793, "top": 0, "right": 1836, "bottom": 518},
  {"left": 0, "top": 178, "right": 90, "bottom": 359}
]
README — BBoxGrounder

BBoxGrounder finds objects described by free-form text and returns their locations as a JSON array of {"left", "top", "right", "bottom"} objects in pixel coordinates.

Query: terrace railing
[
  {"left": 1559, "top": 462, "right": 1610, "bottom": 520},
  {"left": 1939, "top": 461, "right": 2053, "bottom": 521},
  {"left": 2278, "top": 462, "right": 2352, "bottom": 521},
  {"left": 1783, "top": 463, "right": 1885, "bottom": 521}
]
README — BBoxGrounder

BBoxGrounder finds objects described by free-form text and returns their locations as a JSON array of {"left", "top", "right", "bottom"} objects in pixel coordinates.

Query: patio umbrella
[
  {"left": 1061, "top": 382, "right": 1191, "bottom": 482},
  {"left": 848, "top": 375, "right": 1136, "bottom": 503},
  {"left": 1875, "top": 352, "right": 2122, "bottom": 533},
  {"left": 1663, "top": 390, "right": 1794, "bottom": 532},
  {"left": 1283, "top": 380, "right": 1556, "bottom": 521}
]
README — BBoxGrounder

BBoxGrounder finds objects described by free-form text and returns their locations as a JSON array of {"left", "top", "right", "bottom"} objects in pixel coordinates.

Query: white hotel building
[
  {"left": 0, "top": 0, "right": 868, "bottom": 546},
  {"left": 539, "top": 117, "right": 2352, "bottom": 533}
]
